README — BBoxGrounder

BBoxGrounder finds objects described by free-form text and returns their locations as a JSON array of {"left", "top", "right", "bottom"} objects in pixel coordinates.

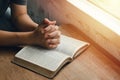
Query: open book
[{"left": 12, "top": 35, "right": 89, "bottom": 78}]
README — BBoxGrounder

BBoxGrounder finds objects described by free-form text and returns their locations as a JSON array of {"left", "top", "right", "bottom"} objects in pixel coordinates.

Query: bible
[{"left": 12, "top": 35, "right": 89, "bottom": 78}]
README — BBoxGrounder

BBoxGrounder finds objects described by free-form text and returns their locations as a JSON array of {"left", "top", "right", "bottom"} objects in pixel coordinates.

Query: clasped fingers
[
  {"left": 44, "top": 25, "right": 59, "bottom": 33},
  {"left": 46, "top": 38, "right": 60, "bottom": 49},
  {"left": 44, "top": 30, "right": 61, "bottom": 49},
  {"left": 44, "top": 29, "right": 61, "bottom": 39}
]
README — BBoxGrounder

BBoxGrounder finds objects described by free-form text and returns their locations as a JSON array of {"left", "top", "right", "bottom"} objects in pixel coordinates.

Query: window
[
  {"left": 67, "top": 0, "right": 120, "bottom": 35},
  {"left": 88, "top": 0, "right": 120, "bottom": 20}
]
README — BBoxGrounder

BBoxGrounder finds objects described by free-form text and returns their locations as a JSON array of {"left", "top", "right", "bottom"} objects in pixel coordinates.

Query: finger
[
  {"left": 44, "top": 40, "right": 58, "bottom": 49},
  {"left": 34, "top": 26, "right": 44, "bottom": 34},
  {"left": 44, "top": 25, "right": 59, "bottom": 32},
  {"left": 44, "top": 18, "right": 56, "bottom": 25},
  {"left": 48, "top": 44, "right": 59, "bottom": 49},
  {"left": 47, "top": 38, "right": 60, "bottom": 44},
  {"left": 47, "top": 30, "right": 61, "bottom": 38}
]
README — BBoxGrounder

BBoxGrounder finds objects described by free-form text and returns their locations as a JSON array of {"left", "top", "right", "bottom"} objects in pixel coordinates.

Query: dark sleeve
[{"left": 11, "top": 0, "right": 27, "bottom": 5}]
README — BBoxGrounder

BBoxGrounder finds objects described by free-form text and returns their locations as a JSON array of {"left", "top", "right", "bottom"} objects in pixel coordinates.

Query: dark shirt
[{"left": 0, "top": 0, "right": 27, "bottom": 17}]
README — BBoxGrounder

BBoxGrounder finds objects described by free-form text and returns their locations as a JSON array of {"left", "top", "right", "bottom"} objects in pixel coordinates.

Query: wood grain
[
  {"left": 30, "top": 0, "right": 120, "bottom": 61},
  {"left": 0, "top": 24, "right": 120, "bottom": 80}
]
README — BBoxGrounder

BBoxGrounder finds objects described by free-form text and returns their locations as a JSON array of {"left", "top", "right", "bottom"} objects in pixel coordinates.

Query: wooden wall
[{"left": 27, "top": 0, "right": 120, "bottom": 62}]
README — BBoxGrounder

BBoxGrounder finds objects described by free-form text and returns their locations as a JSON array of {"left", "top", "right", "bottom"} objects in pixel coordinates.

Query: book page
[
  {"left": 15, "top": 46, "right": 70, "bottom": 72},
  {"left": 56, "top": 35, "right": 89, "bottom": 58}
]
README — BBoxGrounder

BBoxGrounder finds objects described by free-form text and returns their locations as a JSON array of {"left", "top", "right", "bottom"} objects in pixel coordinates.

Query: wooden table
[{"left": 0, "top": 24, "right": 120, "bottom": 80}]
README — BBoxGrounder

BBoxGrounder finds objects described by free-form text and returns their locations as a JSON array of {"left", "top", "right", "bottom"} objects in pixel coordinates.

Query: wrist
[{"left": 15, "top": 31, "right": 34, "bottom": 45}]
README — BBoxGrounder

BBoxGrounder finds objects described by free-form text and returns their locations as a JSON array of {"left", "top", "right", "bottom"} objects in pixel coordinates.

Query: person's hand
[
  {"left": 40, "top": 18, "right": 61, "bottom": 49},
  {"left": 43, "top": 24, "right": 61, "bottom": 49},
  {"left": 28, "top": 18, "right": 61, "bottom": 49}
]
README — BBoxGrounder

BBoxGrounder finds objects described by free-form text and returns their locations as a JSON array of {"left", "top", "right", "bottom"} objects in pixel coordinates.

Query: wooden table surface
[{"left": 0, "top": 24, "right": 120, "bottom": 80}]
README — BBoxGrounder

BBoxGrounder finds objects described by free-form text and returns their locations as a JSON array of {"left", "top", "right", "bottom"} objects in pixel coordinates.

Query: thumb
[{"left": 44, "top": 18, "right": 56, "bottom": 25}]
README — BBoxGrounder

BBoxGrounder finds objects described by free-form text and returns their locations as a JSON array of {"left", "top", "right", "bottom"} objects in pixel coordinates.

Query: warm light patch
[
  {"left": 67, "top": 0, "right": 120, "bottom": 35},
  {"left": 88, "top": 0, "right": 120, "bottom": 20}
]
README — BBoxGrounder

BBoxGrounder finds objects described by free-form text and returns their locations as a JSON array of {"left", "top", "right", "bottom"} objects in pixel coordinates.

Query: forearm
[
  {"left": 0, "top": 30, "right": 32, "bottom": 46},
  {"left": 12, "top": 14, "right": 38, "bottom": 31}
]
